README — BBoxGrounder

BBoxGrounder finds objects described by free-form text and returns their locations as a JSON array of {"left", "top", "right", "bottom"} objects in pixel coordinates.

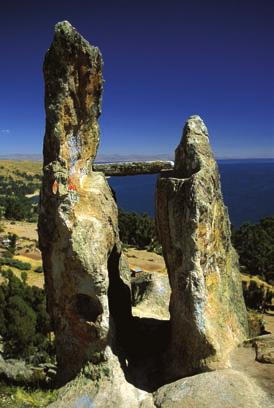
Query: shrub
[
  {"left": 242, "top": 280, "right": 273, "bottom": 311},
  {"left": 118, "top": 209, "right": 157, "bottom": 249},
  {"left": 0, "top": 269, "right": 53, "bottom": 361},
  {"left": 0, "top": 258, "right": 31, "bottom": 270},
  {"left": 232, "top": 216, "right": 274, "bottom": 284}
]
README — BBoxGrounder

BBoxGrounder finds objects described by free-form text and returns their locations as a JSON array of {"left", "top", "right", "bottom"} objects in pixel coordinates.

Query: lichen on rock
[{"left": 156, "top": 115, "right": 248, "bottom": 379}]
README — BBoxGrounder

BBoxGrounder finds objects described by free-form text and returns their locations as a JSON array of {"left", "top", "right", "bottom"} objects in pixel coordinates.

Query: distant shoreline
[{"left": 0, "top": 154, "right": 273, "bottom": 163}]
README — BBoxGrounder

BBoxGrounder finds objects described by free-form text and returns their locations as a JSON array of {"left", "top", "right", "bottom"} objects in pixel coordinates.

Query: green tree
[
  {"left": 0, "top": 269, "right": 53, "bottom": 361},
  {"left": 232, "top": 216, "right": 274, "bottom": 284},
  {"left": 8, "top": 233, "right": 17, "bottom": 254},
  {"left": 118, "top": 209, "right": 156, "bottom": 248},
  {"left": 5, "top": 295, "right": 37, "bottom": 358},
  {"left": 0, "top": 285, "right": 7, "bottom": 336}
]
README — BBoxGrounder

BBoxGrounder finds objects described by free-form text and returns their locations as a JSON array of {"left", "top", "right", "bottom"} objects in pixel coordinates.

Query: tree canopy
[{"left": 232, "top": 216, "right": 274, "bottom": 284}]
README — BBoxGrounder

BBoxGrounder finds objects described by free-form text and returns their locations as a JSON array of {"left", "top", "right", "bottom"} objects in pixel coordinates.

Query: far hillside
[{"left": 0, "top": 160, "right": 41, "bottom": 221}]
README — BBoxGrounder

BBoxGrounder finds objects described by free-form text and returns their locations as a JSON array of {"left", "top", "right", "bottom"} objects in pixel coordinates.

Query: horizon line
[{"left": 0, "top": 153, "right": 273, "bottom": 162}]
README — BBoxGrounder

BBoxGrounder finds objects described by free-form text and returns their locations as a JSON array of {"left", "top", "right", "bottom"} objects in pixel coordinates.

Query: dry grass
[
  {"left": 1, "top": 254, "right": 44, "bottom": 288},
  {"left": 0, "top": 160, "right": 41, "bottom": 180},
  {"left": 1, "top": 220, "right": 38, "bottom": 241},
  {"left": 14, "top": 254, "right": 41, "bottom": 269},
  {"left": 125, "top": 247, "right": 167, "bottom": 273},
  {"left": 1, "top": 265, "right": 44, "bottom": 288}
]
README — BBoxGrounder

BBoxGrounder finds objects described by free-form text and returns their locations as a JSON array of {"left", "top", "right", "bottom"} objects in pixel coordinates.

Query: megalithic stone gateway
[
  {"left": 156, "top": 115, "right": 248, "bottom": 380},
  {"left": 38, "top": 21, "right": 132, "bottom": 385}
]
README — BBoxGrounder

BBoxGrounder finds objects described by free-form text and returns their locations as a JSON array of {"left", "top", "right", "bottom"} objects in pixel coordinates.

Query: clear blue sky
[{"left": 0, "top": 0, "right": 273, "bottom": 158}]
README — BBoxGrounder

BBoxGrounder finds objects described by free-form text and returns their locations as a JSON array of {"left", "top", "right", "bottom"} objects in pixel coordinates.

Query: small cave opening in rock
[
  {"left": 107, "top": 242, "right": 171, "bottom": 392},
  {"left": 75, "top": 293, "right": 103, "bottom": 322}
]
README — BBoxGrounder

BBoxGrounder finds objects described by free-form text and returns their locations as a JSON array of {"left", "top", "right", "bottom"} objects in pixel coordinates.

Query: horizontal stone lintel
[{"left": 93, "top": 160, "right": 174, "bottom": 176}]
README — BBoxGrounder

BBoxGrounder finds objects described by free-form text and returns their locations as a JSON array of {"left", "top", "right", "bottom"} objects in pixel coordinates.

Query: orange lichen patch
[
  {"left": 52, "top": 180, "right": 59, "bottom": 194},
  {"left": 67, "top": 175, "right": 80, "bottom": 192},
  {"left": 68, "top": 176, "right": 75, "bottom": 184},
  {"left": 68, "top": 183, "right": 77, "bottom": 191}
]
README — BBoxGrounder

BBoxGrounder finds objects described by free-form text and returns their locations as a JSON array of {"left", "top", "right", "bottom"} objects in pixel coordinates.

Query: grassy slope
[{"left": 0, "top": 160, "right": 41, "bottom": 180}]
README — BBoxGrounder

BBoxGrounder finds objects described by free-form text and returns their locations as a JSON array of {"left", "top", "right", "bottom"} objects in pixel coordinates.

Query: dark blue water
[{"left": 108, "top": 160, "right": 274, "bottom": 228}]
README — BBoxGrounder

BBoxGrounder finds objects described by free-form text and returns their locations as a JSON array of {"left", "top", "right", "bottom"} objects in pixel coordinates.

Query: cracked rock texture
[
  {"left": 156, "top": 115, "right": 248, "bottom": 379},
  {"left": 38, "top": 21, "right": 132, "bottom": 386}
]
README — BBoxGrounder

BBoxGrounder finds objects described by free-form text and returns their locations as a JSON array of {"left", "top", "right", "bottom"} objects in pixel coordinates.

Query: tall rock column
[
  {"left": 38, "top": 21, "right": 131, "bottom": 385},
  {"left": 156, "top": 115, "right": 248, "bottom": 379}
]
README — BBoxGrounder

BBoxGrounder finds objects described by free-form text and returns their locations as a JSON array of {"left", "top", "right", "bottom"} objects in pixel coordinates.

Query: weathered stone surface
[
  {"left": 93, "top": 161, "right": 174, "bottom": 176},
  {"left": 153, "top": 369, "right": 273, "bottom": 408},
  {"left": 247, "top": 311, "right": 266, "bottom": 337},
  {"left": 38, "top": 21, "right": 132, "bottom": 386},
  {"left": 254, "top": 335, "right": 274, "bottom": 364},
  {"left": 132, "top": 272, "right": 171, "bottom": 320},
  {"left": 156, "top": 115, "right": 248, "bottom": 379}
]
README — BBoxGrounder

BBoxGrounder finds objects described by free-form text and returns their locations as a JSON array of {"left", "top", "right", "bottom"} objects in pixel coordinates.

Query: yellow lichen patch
[
  {"left": 197, "top": 222, "right": 208, "bottom": 239},
  {"left": 206, "top": 272, "right": 220, "bottom": 290},
  {"left": 80, "top": 174, "right": 93, "bottom": 190}
]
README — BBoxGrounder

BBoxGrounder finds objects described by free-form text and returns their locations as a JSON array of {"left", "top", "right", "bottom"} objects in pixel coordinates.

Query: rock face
[
  {"left": 156, "top": 115, "right": 248, "bottom": 379},
  {"left": 254, "top": 335, "right": 274, "bottom": 364},
  {"left": 38, "top": 21, "right": 132, "bottom": 385},
  {"left": 132, "top": 272, "right": 171, "bottom": 320}
]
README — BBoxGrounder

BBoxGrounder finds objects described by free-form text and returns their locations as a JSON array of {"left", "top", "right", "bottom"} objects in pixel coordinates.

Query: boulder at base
[{"left": 153, "top": 369, "right": 273, "bottom": 408}]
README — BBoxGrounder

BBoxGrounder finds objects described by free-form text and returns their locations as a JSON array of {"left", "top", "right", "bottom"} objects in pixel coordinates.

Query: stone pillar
[
  {"left": 156, "top": 115, "right": 248, "bottom": 380},
  {"left": 38, "top": 21, "right": 131, "bottom": 385}
]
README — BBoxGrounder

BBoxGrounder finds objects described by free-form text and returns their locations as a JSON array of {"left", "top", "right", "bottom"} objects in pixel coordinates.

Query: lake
[{"left": 108, "top": 159, "right": 274, "bottom": 228}]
